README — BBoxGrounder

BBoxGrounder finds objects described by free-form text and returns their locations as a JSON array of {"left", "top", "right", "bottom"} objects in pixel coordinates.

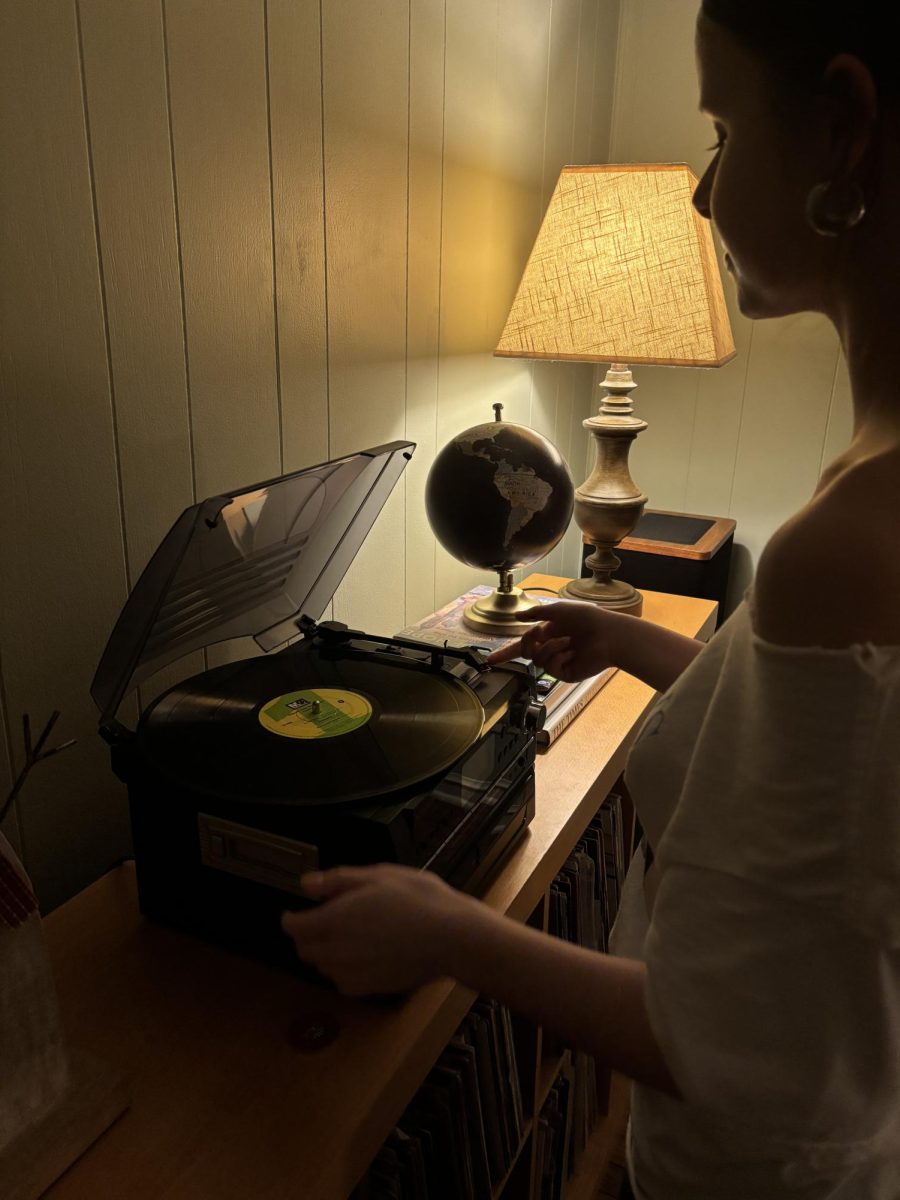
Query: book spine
[{"left": 536, "top": 670, "right": 614, "bottom": 747}]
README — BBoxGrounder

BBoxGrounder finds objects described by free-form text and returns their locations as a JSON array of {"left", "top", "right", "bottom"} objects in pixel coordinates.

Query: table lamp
[{"left": 495, "top": 163, "right": 735, "bottom": 615}]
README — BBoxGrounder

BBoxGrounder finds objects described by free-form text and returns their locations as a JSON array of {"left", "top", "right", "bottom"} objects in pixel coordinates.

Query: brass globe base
[
  {"left": 463, "top": 584, "right": 538, "bottom": 637},
  {"left": 558, "top": 575, "right": 643, "bottom": 616}
]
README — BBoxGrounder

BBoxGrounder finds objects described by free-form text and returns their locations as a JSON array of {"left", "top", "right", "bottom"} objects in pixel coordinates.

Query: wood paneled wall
[
  {"left": 0, "top": 0, "right": 621, "bottom": 908},
  {"left": 610, "top": 0, "right": 854, "bottom": 605}
]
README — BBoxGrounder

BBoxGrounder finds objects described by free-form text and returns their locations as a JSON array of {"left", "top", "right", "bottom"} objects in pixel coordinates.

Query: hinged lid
[{"left": 91, "top": 441, "right": 414, "bottom": 728}]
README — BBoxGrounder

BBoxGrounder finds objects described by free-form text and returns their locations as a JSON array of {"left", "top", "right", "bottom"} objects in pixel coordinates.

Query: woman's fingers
[
  {"left": 525, "top": 601, "right": 582, "bottom": 623},
  {"left": 486, "top": 639, "right": 526, "bottom": 665},
  {"left": 486, "top": 608, "right": 552, "bottom": 664},
  {"left": 282, "top": 869, "right": 375, "bottom": 945},
  {"left": 298, "top": 865, "right": 373, "bottom": 899},
  {"left": 541, "top": 649, "right": 576, "bottom": 680},
  {"left": 530, "top": 635, "right": 570, "bottom": 665},
  {"left": 488, "top": 634, "right": 574, "bottom": 670},
  {"left": 281, "top": 907, "right": 325, "bottom": 948}
]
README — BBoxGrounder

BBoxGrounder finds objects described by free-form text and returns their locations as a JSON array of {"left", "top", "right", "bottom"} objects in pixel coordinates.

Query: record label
[{"left": 258, "top": 688, "right": 372, "bottom": 740}]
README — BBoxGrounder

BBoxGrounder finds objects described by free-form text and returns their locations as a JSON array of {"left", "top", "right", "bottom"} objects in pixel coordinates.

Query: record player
[{"left": 92, "top": 441, "right": 541, "bottom": 974}]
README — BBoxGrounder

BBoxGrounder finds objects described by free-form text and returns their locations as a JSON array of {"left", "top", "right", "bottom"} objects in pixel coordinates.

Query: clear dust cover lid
[{"left": 91, "top": 441, "right": 414, "bottom": 729}]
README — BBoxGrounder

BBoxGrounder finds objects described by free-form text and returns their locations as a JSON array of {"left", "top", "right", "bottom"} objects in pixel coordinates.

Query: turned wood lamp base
[
  {"left": 559, "top": 569, "right": 643, "bottom": 615},
  {"left": 560, "top": 364, "right": 647, "bottom": 618}
]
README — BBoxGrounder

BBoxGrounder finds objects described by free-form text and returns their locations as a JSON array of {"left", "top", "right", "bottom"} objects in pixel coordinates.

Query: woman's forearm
[
  {"left": 442, "top": 903, "right": 678, "bottom": 1095},
  {"left": 612, "top": 612, "right": 705, "bottom": 693}
]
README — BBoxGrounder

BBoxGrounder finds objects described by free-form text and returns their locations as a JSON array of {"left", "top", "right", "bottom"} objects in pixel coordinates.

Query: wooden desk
[{"left": 43, "top": 583, "right": 717, "bottom": 1200}]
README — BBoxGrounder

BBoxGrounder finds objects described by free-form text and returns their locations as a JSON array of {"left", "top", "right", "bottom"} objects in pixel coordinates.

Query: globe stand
[
  {"left": 426, "top": 403, "right": 575, "bottom": 634},
  {"left": 463, "top": 570, "right": 539, "bottom": 637}
]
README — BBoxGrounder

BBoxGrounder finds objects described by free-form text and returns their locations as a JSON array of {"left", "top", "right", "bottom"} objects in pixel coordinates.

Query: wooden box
[{"left": 583, "top": 509, "right": 736, "bottom": 626}]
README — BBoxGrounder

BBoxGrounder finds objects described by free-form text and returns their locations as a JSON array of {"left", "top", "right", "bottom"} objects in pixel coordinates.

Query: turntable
[{"left": 92, "top": 442, "right": 542, "bottom": 974}]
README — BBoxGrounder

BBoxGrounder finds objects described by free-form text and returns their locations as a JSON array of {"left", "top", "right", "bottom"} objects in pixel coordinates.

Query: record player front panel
[{"left": 118, "top": 657, "right": 537, "bottom": 977}]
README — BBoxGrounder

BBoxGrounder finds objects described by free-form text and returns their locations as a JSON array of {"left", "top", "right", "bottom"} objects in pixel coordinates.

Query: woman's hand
[
  {"left": 281, "top": 863, "right": 484, "bottom": 996},
  {"left": 281, "top": 861, "right": 677, "bottom": 1094},
  {"left": 487, "top": 600, "right": 619, "bottom": 681}
]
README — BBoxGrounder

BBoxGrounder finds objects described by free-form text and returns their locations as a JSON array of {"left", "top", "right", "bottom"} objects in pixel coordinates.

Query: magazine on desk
[{"left": 396, "top": 585, "right": 615, "bottom": 750}]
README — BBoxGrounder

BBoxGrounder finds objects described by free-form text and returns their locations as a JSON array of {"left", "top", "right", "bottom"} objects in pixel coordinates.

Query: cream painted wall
[
  {"left": 0, "top": 0, "right": 621, "bottom": 908},
  {"left": 609, "top": 0, "right": 853, "bottom": 604}
]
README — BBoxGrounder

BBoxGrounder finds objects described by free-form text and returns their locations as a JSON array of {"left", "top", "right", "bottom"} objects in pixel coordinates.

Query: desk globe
[{"left": 425, "top": 405, "right": 574, "bottom": 634}]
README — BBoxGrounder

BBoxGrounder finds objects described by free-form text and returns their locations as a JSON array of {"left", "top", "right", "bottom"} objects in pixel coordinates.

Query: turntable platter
[{"left": 139, "top": 646, "right": 485, "bottom": 806}]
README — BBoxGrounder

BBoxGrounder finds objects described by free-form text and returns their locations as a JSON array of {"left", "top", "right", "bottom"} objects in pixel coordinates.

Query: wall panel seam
[
  {"left": 318, "top": 0, "right": 332, "bottom": 463},
  {"left": 404, "top": 0, "right": 412, "bottom": 624},
  {"left": 161, "top": 0, "right": 206, "bottom": 665},
  {"left": 607, "top": 0, "right": 631, "bottom": 160},
  {"left": 586, "top": 0, "right": 603, "bottom": 158},
  {"left": 569, "top": 0, "right": 583, "bottom": 161},
  {"left": 160, "top": 0, "right": 198, "bottom": 508},
  {"left": 263, "top": 0, "right": 285, "bottom": 477},
  {"left": 74, "top": 0, "right": 132, "bottom": 593},
  {"left": 0, "top": 658, "right": 22, "bottom": 854},
  {"left": 726, "top": 320, "right": 755, "bottom": 515},
  {"left": 530, "top": 0, "right": 556, "bottom": 430},
  {"left": 432, "top": 0, "right": 448, "bottom": 613},
  {"left": 683, "top": 373, "right": 701, "bottom": 511},
  {"left": 560, "top": 0, "right": 587, "bottom": 558}
]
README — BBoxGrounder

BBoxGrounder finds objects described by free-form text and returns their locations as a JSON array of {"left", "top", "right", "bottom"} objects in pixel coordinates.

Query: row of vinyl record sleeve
[
  {"left": 549, "top": 792, "right": 626, "bottom": 954},
  {"left": 355, "top": 794, "right": 627, "bottom": 1200},
  {"left": 535, "top": 793, "right": 627, "bottom": 1199},
  {"left": 355, "top": 996, "right": 526, "bottom": 1200}
]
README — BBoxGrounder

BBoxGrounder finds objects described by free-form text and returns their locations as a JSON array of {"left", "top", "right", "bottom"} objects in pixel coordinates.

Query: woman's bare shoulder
[{"left": 754, "top": 447, "right": 900, "bottom": 648}]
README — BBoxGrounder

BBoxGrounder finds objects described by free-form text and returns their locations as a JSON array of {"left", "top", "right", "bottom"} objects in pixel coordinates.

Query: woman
[{"left": 282, "top": 3, "right": 900, "bottom": 1195}]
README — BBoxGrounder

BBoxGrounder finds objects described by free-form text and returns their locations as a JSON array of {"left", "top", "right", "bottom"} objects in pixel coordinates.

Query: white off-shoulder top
[{"left": 613, "top": 593, "right": 900, "bottom": 1200}]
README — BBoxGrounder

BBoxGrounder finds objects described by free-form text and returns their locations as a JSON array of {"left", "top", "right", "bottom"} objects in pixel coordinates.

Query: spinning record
[{"left": 138, "top": 642, "right": 485, "bottom": 806}]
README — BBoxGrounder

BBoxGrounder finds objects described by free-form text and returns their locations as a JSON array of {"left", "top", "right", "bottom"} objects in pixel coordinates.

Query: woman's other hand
[
  {"left": 486, "top": 600, "right": 617, "bottom": 681},
  {"left": 281, "top": 863, "right": 483, "bottom": 996}
]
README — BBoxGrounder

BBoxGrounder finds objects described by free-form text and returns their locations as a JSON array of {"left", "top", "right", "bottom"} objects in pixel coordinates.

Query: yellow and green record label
[{"left": 258, "top": 688, "right": 373, "bottom": 740}]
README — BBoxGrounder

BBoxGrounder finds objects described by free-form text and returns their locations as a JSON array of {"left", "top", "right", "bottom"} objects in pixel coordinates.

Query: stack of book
[
  {"left": 396, "top": 586, "right": 615, "bottom": 750},
  {"left": 357, "top": 999, "right": 525, "bottom": 1200}
]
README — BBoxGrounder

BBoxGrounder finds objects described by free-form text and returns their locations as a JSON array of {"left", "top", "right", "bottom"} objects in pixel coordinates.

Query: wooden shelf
[
  {"left": 491, "top": 1123, "right": 534, "bottom": 1200},
  {"left": 40, "top": 583, "right": 717, "bottom": 1200},
  {"left": 566, "top": 1073, "right": 631, "bottom": 1200},
  {"left": 535, "top": 1047, "right": 565, "bottom": 1117}
]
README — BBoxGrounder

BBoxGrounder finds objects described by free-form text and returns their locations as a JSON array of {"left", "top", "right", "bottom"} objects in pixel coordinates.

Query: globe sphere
[{"left": 425, "top": 420, "right": 574, "bottom": 572}]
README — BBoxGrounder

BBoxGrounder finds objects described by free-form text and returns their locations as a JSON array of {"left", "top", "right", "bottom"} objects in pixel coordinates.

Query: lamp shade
[{"left": 495, "top": 164, "right": 736, "bottom": 368}]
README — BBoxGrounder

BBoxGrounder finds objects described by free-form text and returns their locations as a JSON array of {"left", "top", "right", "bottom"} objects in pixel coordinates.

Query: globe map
[{"left": 425, "top": 421, "right": 574, "bottom": 572}]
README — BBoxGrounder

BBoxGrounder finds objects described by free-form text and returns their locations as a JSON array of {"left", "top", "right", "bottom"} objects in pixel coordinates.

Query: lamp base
[
  {"left": 463, "top": 582, "right": 537, "bottom": 637},
  {"left": 558, "top": 574, "right": 643, "bottom": 616},
  {"left": 563, "top": 364, "right": 647, "bottom": 619}
]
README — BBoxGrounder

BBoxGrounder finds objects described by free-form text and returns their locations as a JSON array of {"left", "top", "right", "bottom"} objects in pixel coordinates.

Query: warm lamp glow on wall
[{"left": 496, "top": 164, "right": 736, "bottom": 615}]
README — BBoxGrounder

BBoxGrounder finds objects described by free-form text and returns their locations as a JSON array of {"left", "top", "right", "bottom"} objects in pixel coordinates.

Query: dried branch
[{"left": 0, "top": 711, "right": 77, "bottom": 828}]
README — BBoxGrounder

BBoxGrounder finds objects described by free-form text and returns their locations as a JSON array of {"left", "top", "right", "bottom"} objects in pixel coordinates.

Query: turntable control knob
[{"left": 525, "top": 701, "right": 545, "bottom": 733}]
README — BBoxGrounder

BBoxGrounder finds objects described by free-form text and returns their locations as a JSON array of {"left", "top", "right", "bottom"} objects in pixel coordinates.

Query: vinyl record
[{"left": 138, "top": 642, "right": 485, "bottom": 806}]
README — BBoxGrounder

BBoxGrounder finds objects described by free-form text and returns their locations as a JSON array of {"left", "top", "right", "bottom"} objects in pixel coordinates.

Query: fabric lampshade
[{"left": 495, "top": 163, "right": 736, "bottom": 367}]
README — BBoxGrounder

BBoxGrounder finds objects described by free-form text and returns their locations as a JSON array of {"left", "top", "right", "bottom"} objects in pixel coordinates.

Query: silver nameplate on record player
[{"left": 198, "top": 813, "right": 319, "bottom": 895}]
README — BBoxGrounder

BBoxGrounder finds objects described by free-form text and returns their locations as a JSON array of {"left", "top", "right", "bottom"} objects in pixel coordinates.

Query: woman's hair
[{"left": 700, "top": 1, "right": 897, "bottom": 100}]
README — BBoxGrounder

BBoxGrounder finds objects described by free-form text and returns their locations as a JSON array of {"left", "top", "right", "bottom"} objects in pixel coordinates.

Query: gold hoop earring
[{"left": 805, "top": 180, "right": 867, "bottom": 238}]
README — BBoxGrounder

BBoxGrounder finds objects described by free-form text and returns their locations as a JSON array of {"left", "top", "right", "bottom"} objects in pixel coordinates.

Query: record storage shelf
[{"left": 41, "top": 580, "right": 718, "bottom": 1200}]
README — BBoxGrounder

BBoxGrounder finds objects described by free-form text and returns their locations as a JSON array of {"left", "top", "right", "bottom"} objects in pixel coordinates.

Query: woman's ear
[{"left": 819, "top": 53, "right": 879, "bottom": 176}]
